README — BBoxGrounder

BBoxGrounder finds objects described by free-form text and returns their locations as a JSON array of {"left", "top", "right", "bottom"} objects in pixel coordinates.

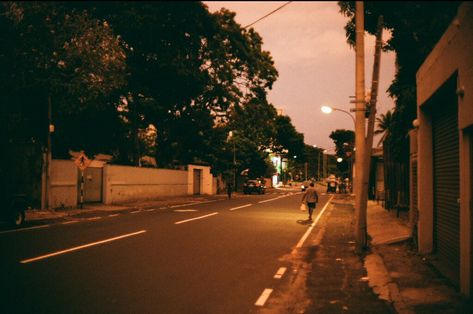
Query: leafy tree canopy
[{"left": 338, "top": 1, "right": 460, "bottom": 159}]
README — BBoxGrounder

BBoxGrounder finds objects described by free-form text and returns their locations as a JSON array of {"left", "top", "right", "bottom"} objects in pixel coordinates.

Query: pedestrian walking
[
  {"left": 226, "top": 182, "right": 233, "bottom": 199},
  {"left": 301, "top": 182, "right": 319, "bottom": 221}
]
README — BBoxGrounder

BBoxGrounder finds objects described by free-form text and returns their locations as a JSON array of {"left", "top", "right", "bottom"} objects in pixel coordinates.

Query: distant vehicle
[
  {"left": 243, "top": 179, "right": 266, "bottom": 195},
  {"left": 327, "top": 175, "right": 337, "bottom": 193}
]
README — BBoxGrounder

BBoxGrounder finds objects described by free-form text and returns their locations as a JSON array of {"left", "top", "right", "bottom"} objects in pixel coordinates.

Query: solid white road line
[
  {"left": 295, "top": 195, "right": 334, "bottom": 249},
  {"left": 0, "top": 224, "right": 50, "bottom": 235},
  {"left": 229, "top": 204, "right": 252, "bottom": 211},
  {"left": 174, "top": 212, "right": 218, "bottom": 225},
  {"left": 273, "top": 267, "right": 287, "bottom": 279},
  {"left": 255, "top": 288, "right": 273, "bottom": 306},
  {"left": 20, "top": 230, "right": 147, "bottom": 264}
]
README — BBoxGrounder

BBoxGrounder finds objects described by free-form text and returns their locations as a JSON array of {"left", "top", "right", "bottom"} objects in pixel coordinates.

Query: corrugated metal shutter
[{"left": 432, "top": 102, "right": 459, "bottom": 285}]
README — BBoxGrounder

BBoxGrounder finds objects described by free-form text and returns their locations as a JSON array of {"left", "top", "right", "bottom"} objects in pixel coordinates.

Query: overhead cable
[{"left": 243, "top": 1, "right": 292, "bottom": 29}]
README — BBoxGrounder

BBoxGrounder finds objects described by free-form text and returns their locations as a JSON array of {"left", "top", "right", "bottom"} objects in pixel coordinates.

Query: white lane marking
[
  {"left": 295, "top": 195, "right": 334, "bottom": 249},
  {"left": 20, "top": 230, "right": 147, "bottom": 264},
  {"left": 174, "top": 212, "right": 218, "bottom": 225},
  {"left": 258, "top": 196, "right": 282, "bottom": 203},
  {"left": 130, "top": 210, "right": 141, "bottom": 214},
  {"left": 174, "top": 209, "right": 198, "bottom": 212},
  {"left": 62, "top": 220, "right": 79, "bottom": 225},
  {"left": 108, "top": 214, "right": 120, "bottom": 217},
  {"left": 273, "top": 267, "right": 287, "bottom": 279},
  {"left": 255, "top": 289, "right": 273, "bottom": 306},
  {"left": 170, "top": 200, "right": 218, "bottom": 208},
  {"left": 170, "top": 203, "right": 195, "bottom": 208},
  {"left": 144, "top": 208, "right": 156, "bottom": 212},
  {"left": 87, "top": 217, "right": 102, "bottom": 221},
  {"left": 0, "top": 224, "right": 50, "bottom": 235},
  {"left": 229, "top": 204, "right": 252, "bottom": 211}
]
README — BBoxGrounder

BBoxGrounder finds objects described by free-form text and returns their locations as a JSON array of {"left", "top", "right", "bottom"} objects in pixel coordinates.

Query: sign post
[{"left": 74, "top": 152, "right": 91, "bottom": 209}]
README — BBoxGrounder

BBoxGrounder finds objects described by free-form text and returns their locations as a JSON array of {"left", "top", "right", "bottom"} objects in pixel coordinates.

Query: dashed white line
[
  {"left": 0, "top": 224, "right": 50, "bottom": 235},
  {"left": 62, "top": 220, "right": 79, "bottom": 225},
  {"left": 174, "top": 212, "right": 218, "bottom": 225},
  {"left": 174, "top": 209, "right": 198, "bottom": 212},
  {"left": 108, "top": 214, "right": 120, "bottom": 217},
  {"left": 87, "top": 217, "right": 102, "bottom": 221},
  {"left": 229, "top": 204, "right": 252, "bottom": 211},
  {"left": 255, "top": 288, "right": 273, "bottom": 306},
  {"left": 130, "top": 210, "right": 142, "bottom": 214},
  {"left": 20, "top": 230, "right": 147, "bottom": 264},
  {"left": 273, "top": 267, "right": 287, "bottom": 279},
  {"left": 258, "top": 197, "right": 282, "bottom": 204},
  {"left": 144, "top": 208, "right": 156, "bottom": 212}
]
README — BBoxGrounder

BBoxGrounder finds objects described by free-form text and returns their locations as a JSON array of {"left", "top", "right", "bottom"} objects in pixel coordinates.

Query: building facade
[{"left": 416, "top": 2, "right": 473, "bottom": 296}]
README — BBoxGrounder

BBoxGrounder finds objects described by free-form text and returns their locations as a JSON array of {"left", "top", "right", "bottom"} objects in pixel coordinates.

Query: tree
[
  {"left": 329, "top": 129, "right": 355, "bottom": 176},
  {"left": 374, "top": 109, "right": 393, "bottom": 146},
  {"left": 88, "top": 3, "right": 279, "bottom": 167},
  {"left": 274, "top": 115, "right": 305, "bottom": 159},
  {"left": 1, "top": 2, "right": 127, "bottom": 155},
  {"left": 338, "top": 1, "right": 460, "bottom": 211}
]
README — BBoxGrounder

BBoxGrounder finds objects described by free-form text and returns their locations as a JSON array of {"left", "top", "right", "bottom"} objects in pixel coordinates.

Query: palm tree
[{"left": 374, "top": 110, "right": 393, "bottom": 146}]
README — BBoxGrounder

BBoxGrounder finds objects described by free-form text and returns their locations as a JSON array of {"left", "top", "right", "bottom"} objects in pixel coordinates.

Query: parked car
[
  {"left": 243, "top": 179, "right": 266, "bottom": 195},
  {"left": 0, "top": 189, "right": 28, "bottom": 227}
]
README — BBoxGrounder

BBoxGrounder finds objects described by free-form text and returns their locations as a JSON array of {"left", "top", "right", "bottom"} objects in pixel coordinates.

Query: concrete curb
[{"left": 365, "top": 248, "right": 413, "bottom": 314}]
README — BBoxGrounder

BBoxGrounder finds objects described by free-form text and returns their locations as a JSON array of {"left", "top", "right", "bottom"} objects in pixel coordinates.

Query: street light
[
  {"left": 321, "top": 105, "right": 356, "bottom": 188},
  {"left": 321, "top": 105, "right": 356, "bottom": 126}
]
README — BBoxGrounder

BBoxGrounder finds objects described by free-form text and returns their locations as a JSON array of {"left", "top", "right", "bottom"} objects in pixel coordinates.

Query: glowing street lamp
[{"left": 321, "top": 105, "right": 355, "bottom": 126}]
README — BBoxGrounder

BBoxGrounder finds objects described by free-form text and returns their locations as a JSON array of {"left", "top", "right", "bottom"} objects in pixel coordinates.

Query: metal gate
[
  {"left": 83, "top": 167, "right": 103, "bottom": 203},
  {"left": 193, "top": 169, "right": 201, "bottom": 195},
  {"left": 432, "top": 86, "right": 459, "bottom": 285}
]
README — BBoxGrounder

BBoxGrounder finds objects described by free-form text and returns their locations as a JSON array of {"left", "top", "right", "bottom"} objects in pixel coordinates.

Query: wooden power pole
[{"left": 354, "top": 1, "right": 367, "bottom": 253}]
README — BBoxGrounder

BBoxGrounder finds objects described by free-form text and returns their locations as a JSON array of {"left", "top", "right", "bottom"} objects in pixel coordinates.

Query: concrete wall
[
  {"left": 416, "top": 2, "right": 473, "bottom": 296},
  {"left": 103, "top": 165, "right": 188, "bottom": 204},
  {"left": 187, "top": 164, "right": 213, "bottom": 195},
  {"left": 50, "top": 160, "right": 77, "bottom": 209}
]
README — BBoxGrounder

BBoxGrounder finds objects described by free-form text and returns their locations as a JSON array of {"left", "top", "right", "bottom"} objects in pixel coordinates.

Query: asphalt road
[{"left": 0, "top": 190, "right": 331, "bottom": 313}]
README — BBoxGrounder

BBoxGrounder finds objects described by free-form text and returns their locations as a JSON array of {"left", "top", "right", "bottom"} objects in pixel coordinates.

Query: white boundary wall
[
  {"left": 50, "top": 161, "right": 214, "bottom": 206},
  {"left": 187, "top": 164, "right": 213, "bottom": 195},
  {"left": 50, "top": 160, "right": 78, "bottom": 209},
  {"left": 103, "top": 165, "right": 188, "bottom": 204}
]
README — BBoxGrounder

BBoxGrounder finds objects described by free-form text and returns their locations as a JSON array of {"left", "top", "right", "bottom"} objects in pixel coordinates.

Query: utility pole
[
  {"left": 363, "top": 15, "right": 384, "bottom": 211},
  {"left": 46, "top": 95, "right": 53, "bottom": 210},
  {"left": 354, "top": 1, "right": 368, "bottom": 253}
]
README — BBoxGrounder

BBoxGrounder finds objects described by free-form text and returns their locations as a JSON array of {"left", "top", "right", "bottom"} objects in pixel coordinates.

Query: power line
[{"left": 243, "top": 1, "right": 292, "bottom": 29}]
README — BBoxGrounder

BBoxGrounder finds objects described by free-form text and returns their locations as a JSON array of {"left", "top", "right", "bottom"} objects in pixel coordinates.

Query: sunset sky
[{"left": 205, "top": 1, "right": 396, "bottom": 150}]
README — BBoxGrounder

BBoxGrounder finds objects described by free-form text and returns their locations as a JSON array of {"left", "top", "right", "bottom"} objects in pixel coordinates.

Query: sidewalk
[
  {"left": 304, "top": 194, "right": 396, "bottom": 313},
  {"left": 302, "top": 194, "right": 473, "bottom": 313},
  {"left": 365, "top": 200, "right": 473, "bottom": 314}
]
